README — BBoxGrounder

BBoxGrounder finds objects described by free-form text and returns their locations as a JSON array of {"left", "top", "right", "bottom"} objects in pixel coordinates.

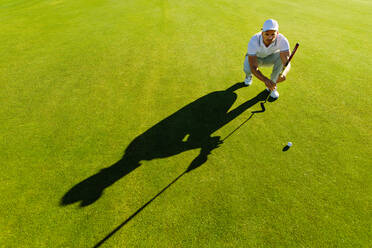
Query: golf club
[{"left": 264, "top": 42, "right": 300, "bottom": 103}]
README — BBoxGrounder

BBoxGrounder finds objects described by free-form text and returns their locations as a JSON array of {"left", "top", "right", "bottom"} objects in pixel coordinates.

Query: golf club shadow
[{"left": 61, "top": 83, "right": 269, "bottom": 208}]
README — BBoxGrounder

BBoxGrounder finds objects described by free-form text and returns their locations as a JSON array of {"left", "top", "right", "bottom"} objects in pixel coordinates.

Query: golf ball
[{"left": 287, "top": 142, "right": 293, "bottom": 147}]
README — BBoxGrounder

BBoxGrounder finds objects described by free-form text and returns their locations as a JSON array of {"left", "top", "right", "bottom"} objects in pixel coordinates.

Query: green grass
[{"left": 1, "top": 0, "right": 371, "bottom": 247}]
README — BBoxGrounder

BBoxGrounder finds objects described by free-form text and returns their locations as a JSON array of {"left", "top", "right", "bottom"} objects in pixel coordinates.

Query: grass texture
[{"left": 1, "top": 0, "right": 371, "bottom": 247}]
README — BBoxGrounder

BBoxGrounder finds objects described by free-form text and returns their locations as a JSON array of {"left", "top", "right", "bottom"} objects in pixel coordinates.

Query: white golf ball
[{"left": 287, "top": 142, "right": 293, "bottom": 147}]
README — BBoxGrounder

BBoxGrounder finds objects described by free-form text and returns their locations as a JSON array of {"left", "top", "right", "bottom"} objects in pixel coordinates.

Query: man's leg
[
  {"left": 270, "top": 54, "right": 282, "bottom": 98},
  {"left": 243, "top": 55, "right": 264, "bottom": 86},
  {"left": 243, "top": 55, "right": 253, "bottom": 86},
  {"left": 262, "top": 52, "right": 282, "bottom": 98},
  {"left": 261, "top": 52, "right": 283, "bottom": 83},
  {"left": 271, "top": 53, "right": 284, "bottom": 83}
]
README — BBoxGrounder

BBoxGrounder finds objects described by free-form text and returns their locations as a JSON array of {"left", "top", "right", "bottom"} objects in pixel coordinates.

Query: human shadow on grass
[
  {"left": 92, "top": 139, "right": 223, "bottom": 247},
  {"left": 61, "top": 83, "right": 269, "bottom": 207}
]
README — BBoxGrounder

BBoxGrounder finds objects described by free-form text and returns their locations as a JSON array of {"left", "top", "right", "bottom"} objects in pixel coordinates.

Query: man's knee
[{"left": 272, "top": 54, "right": 283, "bottom": 71}]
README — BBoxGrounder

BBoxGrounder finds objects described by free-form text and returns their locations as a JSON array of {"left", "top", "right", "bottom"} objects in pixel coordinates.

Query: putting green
[{"left": 1, "top": 0, "right": 371, "bottom": 247}]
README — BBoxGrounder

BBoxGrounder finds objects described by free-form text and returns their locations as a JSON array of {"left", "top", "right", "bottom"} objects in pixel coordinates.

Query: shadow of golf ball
[{"left": 282, "top": 145, "right": 290, "bottom": 151}]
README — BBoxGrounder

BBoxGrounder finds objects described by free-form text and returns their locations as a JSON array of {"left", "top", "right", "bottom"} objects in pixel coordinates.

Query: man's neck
[{"left": 263, "top": 40, "right": 271, "bottom": 47}]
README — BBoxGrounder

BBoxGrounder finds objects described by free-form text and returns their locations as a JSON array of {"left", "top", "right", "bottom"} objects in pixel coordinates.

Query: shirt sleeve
[
  {"left": 279, "top": 35, "right": 290, "bottom": 52},
  {"left": 247, "top": 35, "right": 258, "bottom": 56}
]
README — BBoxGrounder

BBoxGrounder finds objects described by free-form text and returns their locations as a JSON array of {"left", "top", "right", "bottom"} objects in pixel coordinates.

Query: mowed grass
[{"left": 1, "top": 0, "right": 371, "bottom": 247}]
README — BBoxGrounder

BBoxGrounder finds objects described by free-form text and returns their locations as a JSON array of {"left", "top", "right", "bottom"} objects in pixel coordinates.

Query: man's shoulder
[
  {"left": 250, "top": 32, "right": 262, "bottom": 40},
  {"left": 277, "top": 33, "right": 289, "bottom": 41},
  {"left": 248, "top": 32, "right": 261, "bottom": 46},
  {"left": 277, "top": 33, "right": 290, "bottom": 50}
]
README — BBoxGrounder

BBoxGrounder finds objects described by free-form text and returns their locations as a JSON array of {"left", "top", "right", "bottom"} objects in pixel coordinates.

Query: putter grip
[{"left": 285, "top": 43, "right": 299, "bottom": 67}]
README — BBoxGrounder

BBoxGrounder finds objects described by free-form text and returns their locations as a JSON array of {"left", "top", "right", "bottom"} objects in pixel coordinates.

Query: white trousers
[{"left": 244, "top": 52, "right": 289, "bottom": 83}]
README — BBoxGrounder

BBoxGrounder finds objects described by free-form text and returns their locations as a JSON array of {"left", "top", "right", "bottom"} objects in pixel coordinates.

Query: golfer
[{"left": 244, "top": 19, "right": 291, "bottom": 99}]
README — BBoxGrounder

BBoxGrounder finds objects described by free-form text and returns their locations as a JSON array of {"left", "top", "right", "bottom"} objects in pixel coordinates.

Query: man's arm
[
  {"left": 276, "top": 50, "right": 291, "bottom": 83},
  {"left": 248, "top": 55, "right": 276, "bottom": 90}
]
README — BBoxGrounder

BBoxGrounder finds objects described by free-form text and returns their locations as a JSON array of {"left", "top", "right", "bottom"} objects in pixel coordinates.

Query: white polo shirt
[{"left": 247, "top": 32, "right": 290, "bottom": 58}]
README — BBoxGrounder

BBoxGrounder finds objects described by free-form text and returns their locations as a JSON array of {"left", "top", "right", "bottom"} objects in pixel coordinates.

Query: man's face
[{"left": 262, "top": 30, "right": 278, "bottom": 45}]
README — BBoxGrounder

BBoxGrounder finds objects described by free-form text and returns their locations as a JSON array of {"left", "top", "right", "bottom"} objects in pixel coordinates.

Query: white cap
[{"left": 262, "top": 19, "right": 279, "bottom": 31}]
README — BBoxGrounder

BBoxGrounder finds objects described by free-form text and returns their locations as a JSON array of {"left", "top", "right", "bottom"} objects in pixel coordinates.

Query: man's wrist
[
  {"left": 262, "top": 77, "right": 270, "bottom": 84},
  {"left": 277, "top": 74, "right": 286, "bottom": 83}
]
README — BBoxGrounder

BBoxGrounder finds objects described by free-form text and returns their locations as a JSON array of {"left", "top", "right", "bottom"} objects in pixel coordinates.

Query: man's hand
[
  {"left": 276, "top": 74, "right": 286, "bottom": 83},
  {"left": 264, "top": 78, "right": 276, "bottom": 91}
]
